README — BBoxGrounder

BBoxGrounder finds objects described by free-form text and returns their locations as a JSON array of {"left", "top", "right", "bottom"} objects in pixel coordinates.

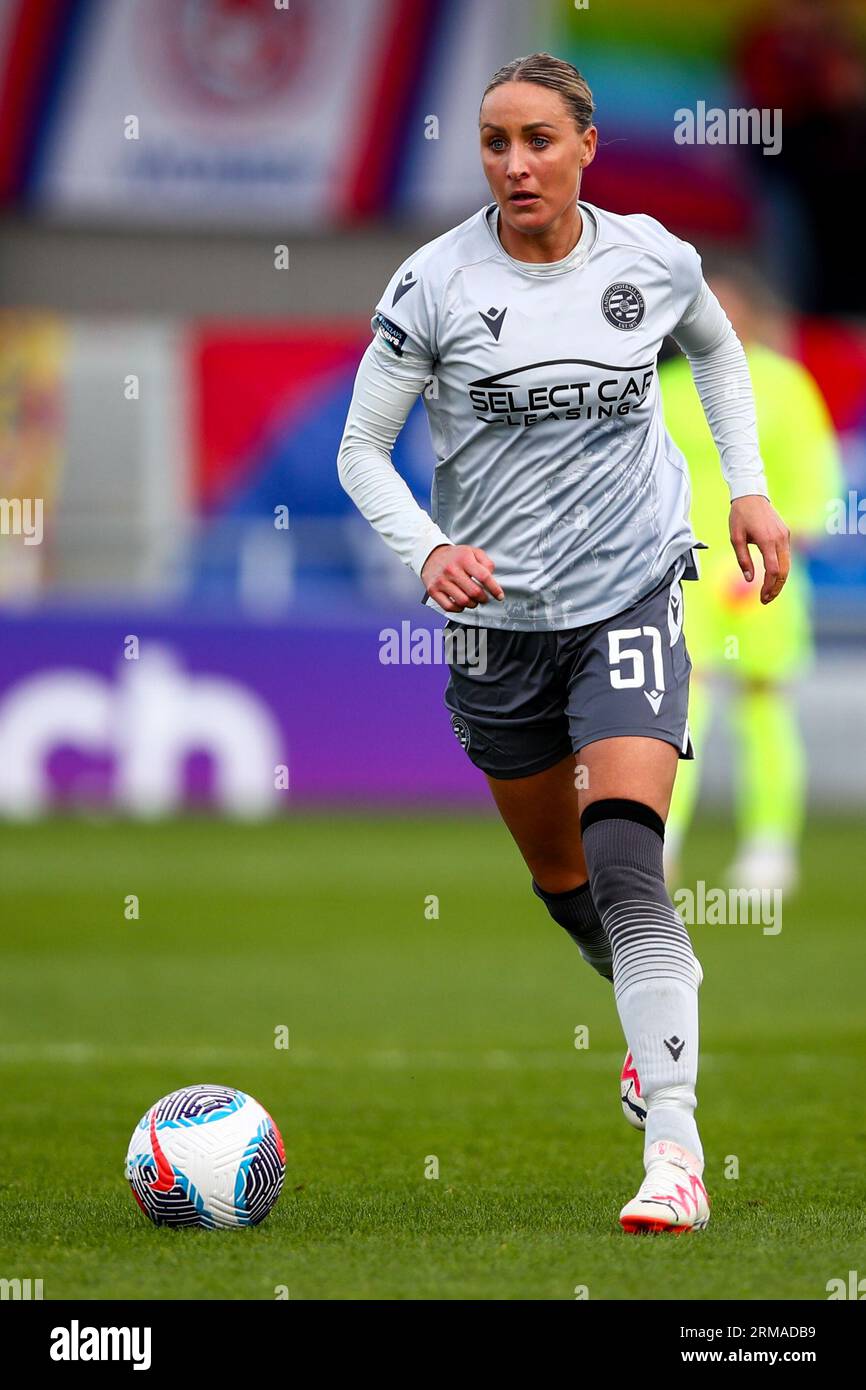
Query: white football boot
[
  {"left": 620, "top": 958, "right": 703, "bottom": 1130},
  {"left": 619, "top": 1139, "right": 710, "bottom": 1234}
]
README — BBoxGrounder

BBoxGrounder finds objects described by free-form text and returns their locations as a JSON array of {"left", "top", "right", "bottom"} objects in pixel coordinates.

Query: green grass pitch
[{"left": 0, "top": 814, "right": 864, "bottom": 1300}]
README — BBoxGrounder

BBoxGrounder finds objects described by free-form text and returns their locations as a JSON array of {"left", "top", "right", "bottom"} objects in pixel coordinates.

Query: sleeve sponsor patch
[{"left": 373, "top": 312, "right": 407, "bottom": 357}]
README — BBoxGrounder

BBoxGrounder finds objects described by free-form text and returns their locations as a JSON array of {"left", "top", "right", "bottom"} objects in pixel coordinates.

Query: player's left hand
[{"left": 729, "top": 495, "right": 791, "bottom": 604}]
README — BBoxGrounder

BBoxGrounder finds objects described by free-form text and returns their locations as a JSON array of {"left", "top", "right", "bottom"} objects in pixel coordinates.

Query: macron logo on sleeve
[{"left": 392, "top": 270, "right": 417, "bottom": 305}]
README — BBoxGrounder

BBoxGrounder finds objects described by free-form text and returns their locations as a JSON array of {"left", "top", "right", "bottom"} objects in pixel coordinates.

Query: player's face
[{"left": 479, "top": 81, "right": 596, "bottom": 235}]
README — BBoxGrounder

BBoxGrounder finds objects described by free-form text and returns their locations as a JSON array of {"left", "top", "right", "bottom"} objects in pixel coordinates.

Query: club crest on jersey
[
  {"left": 373, "top": 313, "right": 407, "bottom": 357},
  {"left": 602, "top": 282, "right": 646, "bottom": 330},
  {"left": 392, "top": 270, "right": 418, "bottom": 306},
  {"left": 479, "top": 306, "right": 507, "bottom": 341}
]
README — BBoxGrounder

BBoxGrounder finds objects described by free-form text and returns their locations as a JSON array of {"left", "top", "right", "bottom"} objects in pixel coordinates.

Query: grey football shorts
[{"left": 443, "top": 561, "right": 694, "bottom": 780}]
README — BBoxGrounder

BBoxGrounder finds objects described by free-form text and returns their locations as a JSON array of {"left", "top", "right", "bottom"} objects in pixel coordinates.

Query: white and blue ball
[{"left": 126, "top": 1084, "right": 285, "bottom": 1229}]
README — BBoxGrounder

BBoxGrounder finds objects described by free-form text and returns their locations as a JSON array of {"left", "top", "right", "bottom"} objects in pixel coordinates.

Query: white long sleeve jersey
[{"left": 337, "top": 198, "right": 770, "bottom": 631}]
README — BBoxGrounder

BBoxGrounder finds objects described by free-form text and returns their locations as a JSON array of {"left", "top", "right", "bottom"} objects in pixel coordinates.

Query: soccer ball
[{"left": 125, "top": 1084, "right": 285, "bottom": 1229}]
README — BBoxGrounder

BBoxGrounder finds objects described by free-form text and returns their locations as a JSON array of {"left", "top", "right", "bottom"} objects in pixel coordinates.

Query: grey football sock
[
  {"left": 580, "top": 802, "right": 702, "bottom": 1164},
  {"left": 532, "top": 878, "right": 613, "bottom": 982}
]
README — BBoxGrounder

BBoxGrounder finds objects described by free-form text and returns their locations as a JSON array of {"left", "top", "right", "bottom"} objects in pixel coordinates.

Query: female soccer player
[{"left": 337, "top": 52, "right": 790, "bottom": 1233}]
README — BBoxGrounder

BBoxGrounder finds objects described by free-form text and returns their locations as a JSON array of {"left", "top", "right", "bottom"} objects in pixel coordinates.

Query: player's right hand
[{"left": 421, "top": 544, "right": 505, "bottom": 611}]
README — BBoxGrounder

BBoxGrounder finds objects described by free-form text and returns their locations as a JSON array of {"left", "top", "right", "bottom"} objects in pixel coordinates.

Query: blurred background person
[{"left": 660, "top": 264, "right": 845, "bottom": 892}]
